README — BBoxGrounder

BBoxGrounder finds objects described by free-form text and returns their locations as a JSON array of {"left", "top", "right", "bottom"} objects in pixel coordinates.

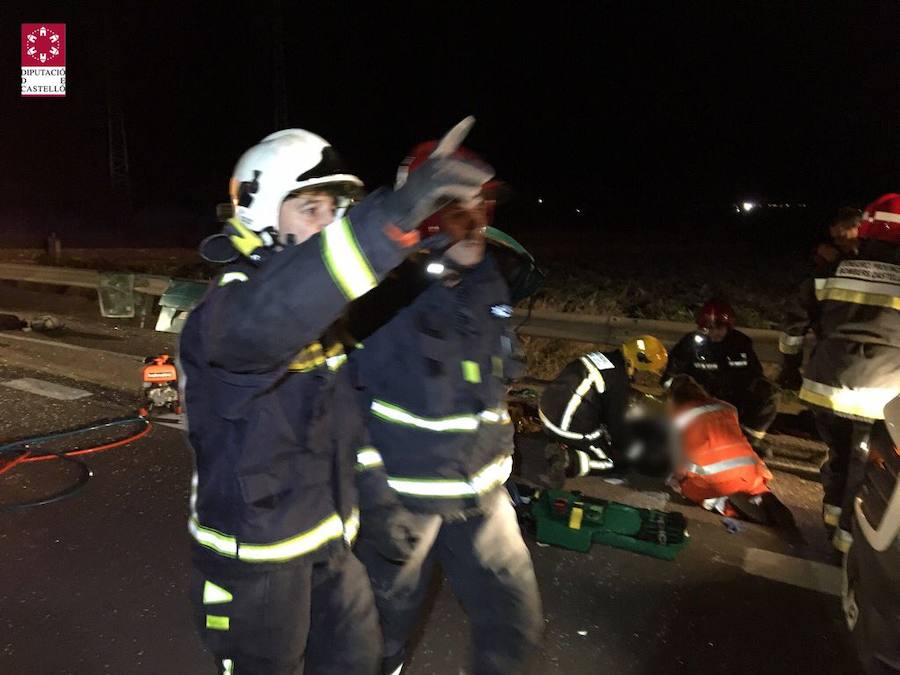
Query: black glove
[
  {"left": 359, "top": 505, "right": 423, "bottom": 563},
  {"left": 383, "top": 117, "right": 494, "bottom": 232},
  {"left": 776, "top": 355, "right": 802, "bottom": 391}
]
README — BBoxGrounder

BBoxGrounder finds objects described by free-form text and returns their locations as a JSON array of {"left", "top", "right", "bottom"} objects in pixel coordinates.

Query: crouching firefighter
[
  {"left": 777, "top": 193, "right": 900, "bottom": 553},
  {"left": 666, "top": 376, "right": 802, "bottom": 541},
  {"left": 663, "top": 299, "right": 779, "bottom": 453},
  {"left": 179, "top": 119, "right": 492, "bottom": 674},
  {"left": 538, "top": 336, "right": 671, "bottom": 481},
  {"left": 349, "top": 141, "right": 543, "bottom": 675}
]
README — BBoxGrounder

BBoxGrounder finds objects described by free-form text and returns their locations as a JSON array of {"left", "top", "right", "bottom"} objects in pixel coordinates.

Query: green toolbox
[{"left": 531, "top": 489, "right": 689, "bottom": 560}]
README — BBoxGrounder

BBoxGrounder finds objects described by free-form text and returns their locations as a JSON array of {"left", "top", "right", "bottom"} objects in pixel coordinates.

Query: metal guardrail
[
  {"left": 0, "top": 262, "right": 172, "bottom": 296},
  {"left": 512, "top": 308, "right": 805, "bottom": 364},
  {"left": 0, "top": 262, "right": 805, "bottom": 362}
]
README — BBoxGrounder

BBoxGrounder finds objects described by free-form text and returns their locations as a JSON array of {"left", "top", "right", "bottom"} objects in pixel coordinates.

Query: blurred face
[
  {"left": 278, "top": 190, "right": 337, "bottom": 245},
  {"left": 704, "top": 325, "right": 729, "bottom": 343},
  {"left": 441, "top": 199, "right": 488, "bottom": 268}
]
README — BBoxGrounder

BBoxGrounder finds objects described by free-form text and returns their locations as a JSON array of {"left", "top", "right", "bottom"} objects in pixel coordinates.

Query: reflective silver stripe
[
  {"left": 387, "top": 455, "right": 512, "bottom": 498},
  {"left": 727, "top": 359, "right": 748, "bottom": 367},
  {"left": 683, "top": 455, "right": 759, "bottom": 476},
  {"left": 355, "top": 447, "right": 384, "bottom": 471},
  {"left": 741, "top": 425, "right": 767, "bottom": 440},
  {"left": 674, "top": 403, "right": 730, "bottom": 430},
  {"left": 693, "top": 362, "right": 718, "bottom": 370},
  {"left": 575, "top": 450, "right": 591, "bottom": 477},
  {"left": 371, "top": 400, "right": 509, "bottom": 431},
  {"left": 371, "top": 400, "right": 479, "bottom": 432},
  {"left": 800, "top": 378, "right": 896, "bottom": 420},
  {"left": 219, "top": 271, "right": 248, "bottom": 286},
  {"left": 579, "top": 357, "right": 607, "bottom": 391},
  {"left": 388, "top": 665, "right": 403, "bottom": 675},
  {"left": 779, "top": 333, "right": 805, "bottom": 355},
  {"left": 560, "top": 376, "right": 593, "bottom": 431},
  {"left": 344, "top": 508, "right": 360, "bottom": 545},
  {"left": 189, "top": 512, "right": 346, "bottom": 563},
  {"left": 320, "top": 217, "right": 378, "bottom": 300},
  {"left": 222, "top": 659, "right": 234, "bottom": 675},
  {"left": 478, "top": 408, "right": 511, "bottom": 424},
  {"left": 238, "top": 513, "right": 345, "bottom": 562}
]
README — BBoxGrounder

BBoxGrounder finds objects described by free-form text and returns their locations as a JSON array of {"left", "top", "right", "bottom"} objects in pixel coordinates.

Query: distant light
[
  {"left": 693, "top": 334, "right": 705, "bottom": 344},
  {"left": 575, "top": 208, "right": 581, "bottom": 214},
  {"left": 741, "top": 201, "right": 756, "bottom": 212},
  {"left": 537, "top": 198, "right": 543, "bottom": 204},
  {"left": 426, "top": 262, "right": 445, "bottom": 275}
]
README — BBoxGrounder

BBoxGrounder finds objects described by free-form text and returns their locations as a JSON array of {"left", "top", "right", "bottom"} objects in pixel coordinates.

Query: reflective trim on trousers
[
  {"left": 386, "top": 455, "right": 513, "bottom": 498},
  {"left": 371, "top": 400, "right": 510, "bottom": 432}
]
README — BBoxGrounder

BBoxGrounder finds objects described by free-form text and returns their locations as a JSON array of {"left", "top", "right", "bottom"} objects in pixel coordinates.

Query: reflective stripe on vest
[
  {"left": 673, "top": 403, "right": 731, "bottom": 430},
  {"left": 386, "top": 455, "right": 513, "bottom": 498},
  {"left": 371, "top": 400, "right": 510, "bottom": 432},
  {"left": 799, "top": 378, "right": 896, "bottom": 421},
  {"left": 188, "top": 472, "right": 356, "bottom": 562},
  {"left": 356, "top": 446, "right": 384, "bottom": 471},
  {"left": 320, "top": 217, "right": 378, "bottom": 300},
  {"left": 683, "top": 455, "right": 759, "bottom": 476},
  {"left": 814, "top": 275, "right": 900, "bottom": 310}
]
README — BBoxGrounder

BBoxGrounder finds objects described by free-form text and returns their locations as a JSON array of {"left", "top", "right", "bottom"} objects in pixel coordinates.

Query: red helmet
[
  {"left": 696, "top": 300, "right": 735, "bottom": 330},
  {"left": 858, "top": 193, "right": 900, "bottom": 245},
  {"left": 396, "top": 141, "right": 499, "bottom": 239}
]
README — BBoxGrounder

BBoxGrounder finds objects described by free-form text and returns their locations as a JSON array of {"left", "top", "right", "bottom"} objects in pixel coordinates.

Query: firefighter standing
[
  {"left": 351, "top": 142, "right": 542, "bottom": 675},
  {"left": 538, "top": 336, "right": 670, "bottom": 478},
  {"left": 778, "top": 193, "right": 900, "bottom": 552},
  {"left": 663, "top": 300, "right": 779, "bottom": 452},
  {"left": 180, "top": 120, "right": 492, "bottom": 674}
]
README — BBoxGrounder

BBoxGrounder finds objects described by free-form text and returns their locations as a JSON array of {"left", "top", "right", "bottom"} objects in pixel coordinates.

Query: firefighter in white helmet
[{"left": 180, "top": 119, "right": 492, "bottom": 674}]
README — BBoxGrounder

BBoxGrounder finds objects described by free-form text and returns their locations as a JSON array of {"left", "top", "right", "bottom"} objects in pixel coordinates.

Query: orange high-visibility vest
[{"left": 673, "top": 400, "right": 772, "bottom": 504}]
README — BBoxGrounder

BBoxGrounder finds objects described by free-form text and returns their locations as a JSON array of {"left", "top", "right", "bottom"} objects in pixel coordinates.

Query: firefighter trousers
[
  {"left": 355, "top": 489, "right": 543, "bottom": 675},
  {"left": 190, "top": 550, "right": 381, "bottom": 675},
  {"left": 728, "top": 378, "right": 779, "bottom": 444},
  {"left": 813, "top": 410, "right": 873, "bottom": 532}
]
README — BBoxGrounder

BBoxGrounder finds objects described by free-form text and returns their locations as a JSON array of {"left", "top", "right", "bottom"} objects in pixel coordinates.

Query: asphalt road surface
[{"left": 0, "top": 287, "right": 862, "bottom": 674}]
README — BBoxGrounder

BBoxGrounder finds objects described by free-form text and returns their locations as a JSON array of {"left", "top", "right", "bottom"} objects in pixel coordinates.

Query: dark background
[{"left": 2, "top": 1, "right": 899, "bottom": 248}]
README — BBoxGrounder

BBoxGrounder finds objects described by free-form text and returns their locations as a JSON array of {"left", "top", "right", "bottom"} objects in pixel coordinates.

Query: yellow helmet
[{"left": 621, "top": 335, "right": 668, "bottom": 375}]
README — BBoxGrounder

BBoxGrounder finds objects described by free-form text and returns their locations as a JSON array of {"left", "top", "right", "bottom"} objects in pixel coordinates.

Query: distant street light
[
  {"left": 537, "top": 198, "right": 543, "bottom": 204},
  {"left": 741, "top": 201, "right": 756, "bottom": 212}
]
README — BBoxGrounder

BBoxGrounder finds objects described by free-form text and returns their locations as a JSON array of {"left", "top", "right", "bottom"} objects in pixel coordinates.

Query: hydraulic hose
[{"left": 0, "top": 415, "right": 152, "bottom": 511}]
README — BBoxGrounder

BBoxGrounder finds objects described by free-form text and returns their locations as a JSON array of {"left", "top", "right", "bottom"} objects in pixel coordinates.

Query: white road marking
[
  {"left": 741, "top": 547, "right": 841, "bottom": 596},
  {"left": 1, "top": 377, "right": 92, "bottom": 401}
]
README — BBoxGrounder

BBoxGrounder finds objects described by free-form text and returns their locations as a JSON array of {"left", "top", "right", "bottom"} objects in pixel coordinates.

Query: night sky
[{"left": 4, "top": 2, "right": 900, "bottom": 242}]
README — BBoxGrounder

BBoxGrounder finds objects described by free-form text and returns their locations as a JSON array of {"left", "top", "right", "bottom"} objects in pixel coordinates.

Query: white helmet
[{"left": 229, "top": 129, "right": 364, "bottom": 234}]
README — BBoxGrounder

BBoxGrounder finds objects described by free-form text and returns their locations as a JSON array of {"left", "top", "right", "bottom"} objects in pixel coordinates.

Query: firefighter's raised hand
[{"left": 383, "top": 116, "right": 494, "bottom": 233}]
